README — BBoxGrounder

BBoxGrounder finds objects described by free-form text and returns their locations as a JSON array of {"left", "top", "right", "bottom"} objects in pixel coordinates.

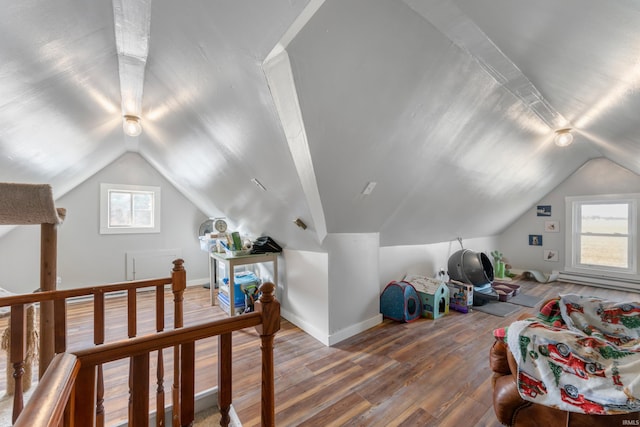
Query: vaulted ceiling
[{"left": 2, "top": 0, "right": 639, "bottom": 250}]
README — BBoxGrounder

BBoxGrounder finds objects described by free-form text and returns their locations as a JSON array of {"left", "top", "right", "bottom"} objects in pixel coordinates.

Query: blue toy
[{"left": 380, "top": 281, "right": 422, "bottom": 322}]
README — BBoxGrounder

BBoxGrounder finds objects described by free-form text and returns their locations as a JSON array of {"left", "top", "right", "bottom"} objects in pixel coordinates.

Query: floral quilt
[{"left": 506, "top": 294, "right": 640, "bottom": 415}]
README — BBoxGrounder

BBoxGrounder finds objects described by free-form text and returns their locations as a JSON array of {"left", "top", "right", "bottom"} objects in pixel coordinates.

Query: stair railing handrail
[
  {"left": 0, "top": 276, "right": 176, "bottom": 308},
  {"left": 71, "top": 282, "right": 280, "bottom": 427},
  {"left": 1, "top": 259, "right": 186, "bottom": 425},
  {"left": 72, "top": 312, "right": 262, "bottom": 365},
  {"left": 13, "top": 353, "right": 80, "bottom": 427},
  {"left": 6, "top": 281, "right": 280, "bottom": 427}
]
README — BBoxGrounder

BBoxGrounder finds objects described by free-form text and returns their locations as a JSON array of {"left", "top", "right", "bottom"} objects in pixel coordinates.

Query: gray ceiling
[{"left": 1, "top": 0, "right": 639, "bottom": 250}]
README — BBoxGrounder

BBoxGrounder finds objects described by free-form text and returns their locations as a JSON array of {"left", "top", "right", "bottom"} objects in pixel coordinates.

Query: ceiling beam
[
  {"left": 263, "top": 0, "right": 328, "bottom": 243},
  {"left": 404, "top": 0, "right": 570, "bottom": 133},
  {"left": 113, "top": 0, "right": 152, "bottom": 151}
]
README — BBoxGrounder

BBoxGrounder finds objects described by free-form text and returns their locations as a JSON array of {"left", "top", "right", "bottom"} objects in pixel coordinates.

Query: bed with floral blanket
[{"left": 498, "top": 294, "right": 640, "bottom": 415}]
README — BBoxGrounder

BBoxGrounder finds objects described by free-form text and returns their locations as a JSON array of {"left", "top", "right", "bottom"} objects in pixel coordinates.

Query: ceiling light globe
[
  {"left": 123, "top": 115, "right": 142, "bottom": 137},
  {"left": 554, "top": 129, "right": 573, "bottom": 147}
]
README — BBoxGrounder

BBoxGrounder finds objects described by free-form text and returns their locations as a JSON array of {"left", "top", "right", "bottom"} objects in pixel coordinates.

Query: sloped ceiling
[{"left": 1, "top": 0, "right": 639, "bottom": 250}]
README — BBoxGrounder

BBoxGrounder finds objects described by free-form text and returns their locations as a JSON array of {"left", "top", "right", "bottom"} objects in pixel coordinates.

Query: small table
[{"left": 209, "top": 252, "right": 278, "bottom": 316}]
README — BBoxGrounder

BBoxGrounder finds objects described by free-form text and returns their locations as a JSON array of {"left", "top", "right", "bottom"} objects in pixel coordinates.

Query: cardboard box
[{"left": 447, "top": 280, "right": 473, "bottom": 313}]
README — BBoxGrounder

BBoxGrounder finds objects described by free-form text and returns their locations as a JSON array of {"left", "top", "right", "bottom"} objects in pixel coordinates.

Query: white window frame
[
  {"left": 565, "top": 194, "right": 638, "bottom": 278},
  {"left": 100, "top": 183, "right": 161, "bottom": 234}
]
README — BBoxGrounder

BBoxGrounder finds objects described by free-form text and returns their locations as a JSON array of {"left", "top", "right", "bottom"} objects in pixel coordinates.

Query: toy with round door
[
  {"left": 404, "top": 274, "right": 450, "bottom": 319},
  {"left": 379, "top": 281, "right": 422, "bottom": 323}
]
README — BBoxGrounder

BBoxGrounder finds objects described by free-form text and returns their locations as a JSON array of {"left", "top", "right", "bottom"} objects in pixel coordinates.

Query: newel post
[
  {"left": 171, "top": 258, "right": 186, "bottom": 427},
  {"left": 254, "top": 282, "right": 280, "bottom": 427},
  {"left": 171, "top": 259, "right": 186, "bottom": 329}
]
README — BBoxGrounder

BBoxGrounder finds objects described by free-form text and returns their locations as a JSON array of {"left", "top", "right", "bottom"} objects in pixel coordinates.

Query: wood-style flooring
[{"left": 0, "top": 279, "right": 638, "bottom": 426}]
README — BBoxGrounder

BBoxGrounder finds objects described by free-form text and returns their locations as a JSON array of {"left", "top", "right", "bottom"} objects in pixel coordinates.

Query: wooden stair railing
[
  {"left": 7, "top": 282, "right": 280, "bottom": 427},
  {"left": 13, "top": 353, "right": 80, "bottom": 427},
  {"left": 71, "top": 282, "right": 280, "bottom": 427},
  {"left": 0, "top": 259, "right": 186, "bottom": 425}
]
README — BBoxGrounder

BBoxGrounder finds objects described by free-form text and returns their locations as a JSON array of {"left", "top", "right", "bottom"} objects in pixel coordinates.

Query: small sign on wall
[
  {"left": 536, "top": 205, "right": 552, "bottom": 216},
  {"left": 544, "top": 220, "right": 559, "bottom": 232},
  {"left": 544, "top": 249, "right": 559, "bottom": 262},
  {"left": 529, "top": 234, "right": 543, "bottom": 246}
]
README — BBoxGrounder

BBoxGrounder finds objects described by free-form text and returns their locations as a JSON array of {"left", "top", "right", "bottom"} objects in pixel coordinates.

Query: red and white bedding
[{"left": 506, "top": 294, "right": 640, "bottom": 415}]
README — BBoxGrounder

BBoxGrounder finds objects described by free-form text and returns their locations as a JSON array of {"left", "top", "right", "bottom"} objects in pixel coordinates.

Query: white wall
[
  {"left": 282, "top": 248, "right": 329, "bottom": 345},
  {"left": 282, "top": 234, "right": 498, "bottom": 346},
  {"left": 498, "top": 158, "right": 640, "bottom": 275},
  {"left": 325, "top": 233, "right": 381, "bottom": 345},
  {"left": 0, "top": 153, "right": 209, "bottom": 293},
  {"left": 379, "top": 236, "right": 499, "bottom": 291}
]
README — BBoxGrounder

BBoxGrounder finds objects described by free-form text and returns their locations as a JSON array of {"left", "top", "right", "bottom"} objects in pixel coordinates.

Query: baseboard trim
[
  {"left": 187, "top": 277, "right": 209, "bottom": 287},
  {"left": 281, "top": 309, "right": 383, "bottom": 347},
  {"left": 281, "top": 308, "right": 330, "bottom": 346},
  {"left": 558, "top": 272, "right": 640, "bottom": 292},
  {"left": 61, "top": 277, "right": 209, "bottom": 305},
  {"left": 327, "top": 314, "right": 382, "bottom": 346}
]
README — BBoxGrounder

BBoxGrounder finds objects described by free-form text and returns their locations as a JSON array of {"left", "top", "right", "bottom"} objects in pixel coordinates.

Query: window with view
[
  {"left": 566, "top": 194, "right": 637, "bottom": 276},
  {"left": 100, "top": 183, "right": 161, "bottom": 234}
]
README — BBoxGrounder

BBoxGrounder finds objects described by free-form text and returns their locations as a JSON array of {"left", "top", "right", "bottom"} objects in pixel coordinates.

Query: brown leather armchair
[{"left": 490, "top": 339, "right": 640, "bottom": 426}]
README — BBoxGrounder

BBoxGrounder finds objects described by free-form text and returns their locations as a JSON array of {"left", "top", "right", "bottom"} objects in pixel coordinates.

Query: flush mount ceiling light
[
  {"left": 123, "top": 115, "right": 142, "bottom": 137},
  {"left": 554, "top": 128, "right": 573, "bottom": 147}
]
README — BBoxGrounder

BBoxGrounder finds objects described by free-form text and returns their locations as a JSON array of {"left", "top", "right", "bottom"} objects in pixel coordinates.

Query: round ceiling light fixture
[
  {"left": 554, "top": 128, "right": 573, "bottom": 147},
  {"left": 123, "top": 115, "right": 142, "bottom": 137}
]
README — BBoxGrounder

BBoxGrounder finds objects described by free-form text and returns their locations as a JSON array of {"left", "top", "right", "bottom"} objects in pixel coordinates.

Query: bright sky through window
[
  {"left": 579, "top": 203, "right": 629, "bottom": 269},
  {"left": 100, "top": 183, "right": 160, "bottom": 234}
]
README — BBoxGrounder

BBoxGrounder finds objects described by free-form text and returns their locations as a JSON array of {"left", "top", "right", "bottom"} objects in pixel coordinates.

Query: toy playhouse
[
  {"left": 380, "top": 281, "right": 422, "bottom": 322},
  {"left": 404, "top": 274, "right": 449, "bottom": 319}
]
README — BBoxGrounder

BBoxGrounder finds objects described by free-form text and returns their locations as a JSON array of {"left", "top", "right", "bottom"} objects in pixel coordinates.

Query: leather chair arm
[
  {"left": 490, "top": 340, "right": 530, "bottom": 425},
  {"left": 490, "top": 316, "right": 640, "bottom": 426},
  {"left": 489, "top": 340, "right": 511, "bottom": 375},
  {"left": 493, "top": 373, "right": 530, "bottom": 425}
]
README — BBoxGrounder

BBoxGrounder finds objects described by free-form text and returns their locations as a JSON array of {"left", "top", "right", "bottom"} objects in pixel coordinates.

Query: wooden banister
[
  {"left": 13, "top": 353, "right": 80, "bottom": 427},
  {"left": 171, "top": 259, "right": 185, "bottom": 427},
  {"left": 0, "top": 277, "right": 176, "bottom": 309},
  {"left": 3, "top": 264, "right": 280, "bottom": 427},
  {"left": 156, "top": 284, "right": 165, "bottom": 427},
  {"left": 10, "top": 304, "right": 26, "bottom": 424},
  {"left": 70, "top": 282, "right": 280, "bottom": 427},
  {"left": 254, "top": 282, "right": 280, "bottom": 427},
  {"left": 128, "top": 289, "right": 137, "bottom": 338},
  {"left": 0, "top": 260, "right": 186, "bottom": 425},
  {"left": 71, "top": 315, "right": 260, "bottom": 427},
  {"left": 218, "top": 331, "right": 232, "bottom": 426},
  {"left": 72, "top": 313, "right": 262, "bottom": 365},
  {"left": 171, "top": 259, "right": 186, "bottom": 329},
  {"left": 54, "top": 299, "right": 66, "bottom": 354},
  {"left": 131, "top": 353, "right": 150, "bottom": 427}
]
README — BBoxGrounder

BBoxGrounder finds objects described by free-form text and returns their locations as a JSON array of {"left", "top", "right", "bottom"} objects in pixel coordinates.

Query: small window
[
  {"left": 566, "top": 194, "right": 637, "bottom": 275},
  {"left": 100, "top": 183, "right": 161, "bottom": 234},
  {"left": 578, "top": 203, "right": 629, "bottom": 268}
]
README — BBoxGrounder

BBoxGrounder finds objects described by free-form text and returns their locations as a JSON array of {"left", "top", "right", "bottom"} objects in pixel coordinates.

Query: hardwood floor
[{"left": 0, "top": 279, "right": 637, "bottom": 426}]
